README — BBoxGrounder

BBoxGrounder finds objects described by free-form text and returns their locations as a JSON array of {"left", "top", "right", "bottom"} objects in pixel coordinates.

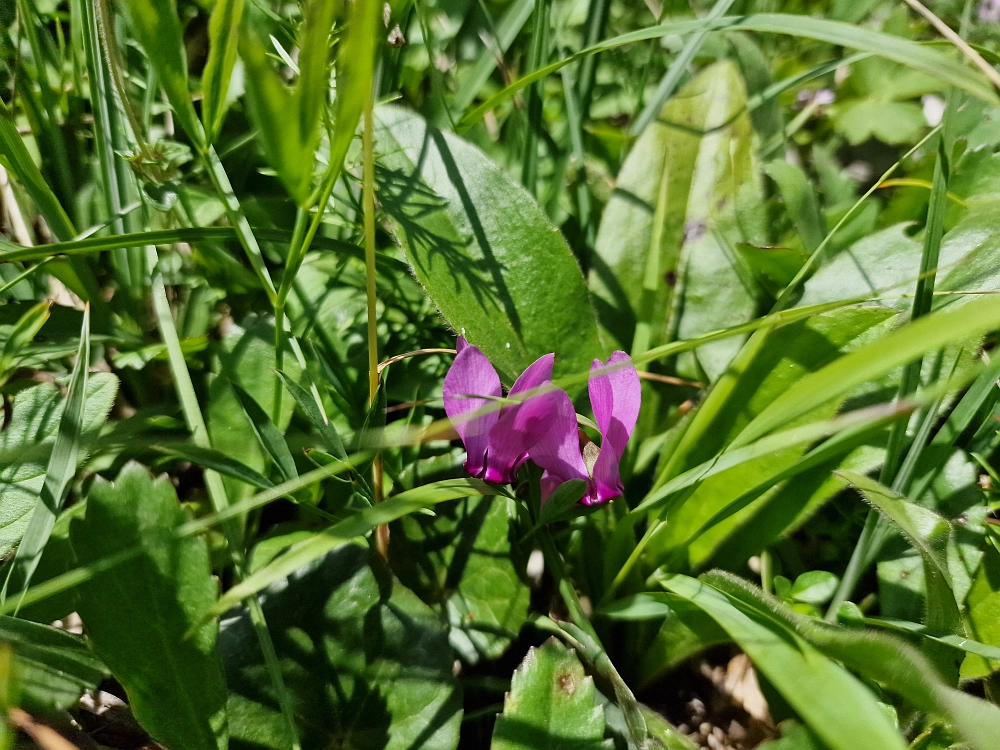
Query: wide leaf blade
[
  {"left": 374, "top": 105, "right": 603, "bottom": 383},
  {"left": 70, "top": 462, "right": 229, "bottom": 750}
]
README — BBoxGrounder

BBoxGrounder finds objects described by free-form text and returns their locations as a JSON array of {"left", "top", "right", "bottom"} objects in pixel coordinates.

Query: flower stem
[{"left": 362, "top": 96, "right": 387, "bottom": 557}]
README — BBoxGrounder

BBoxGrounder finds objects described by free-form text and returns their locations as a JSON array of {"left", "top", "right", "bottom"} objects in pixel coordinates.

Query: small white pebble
[
  {"left": 713, "top": 726, "right": 725, "bottom": 741},
  {"left": 699, "top": 722, "right": 712, "bottom": 737},
  {"left": 677, "top": 724, "right": 689, "bottom": 735},
  {"left": 728, "top": 720, "right": 746, "bottom": 740},
  {"left": 505, "top": 342, "right": 510, "bottom": 349}
]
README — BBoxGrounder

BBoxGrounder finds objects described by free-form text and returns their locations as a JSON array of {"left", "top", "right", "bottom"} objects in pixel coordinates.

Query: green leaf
[
  {"left": 238, "top": 0, "right": 336, "bottom": 204},
  {"left": 390, "top": 495, "right": 531, "bottom": 662},
  {"left": 207, "top": 478, "right": 502, "bottom": 618},
  {"left": 7, "top": 308, "right": 92, "bottom": 604},
  {"left": 70, "top": 462, "right": 229, "bottom": 750},
  {"left": 325, "top": 0, "right": 379, "bottom": 198},
  {"left": 373, "top": 104, "right": 603, "bottom": 384},
  {"left": 231, "top": 382, "right": 298, "bottom": 482},
  {"left": 647, "top": 305, "right": 896, "bottom": 568},
  {"left": 451, "top": 0, "right": 534, "bottom": 114},
  {"left": 663, "top": 574, "right": 908, "bottom": 750},
  {"left": 219, "top": 543, "right": 462, "bottom": 749},
  {"left": 736, "top": 243, "right": 810, "bottom": 299},
  {"left": 0, "top": 375, "right": 118, "bottom": 558},
  {"left": 735, "top": 292, "right": 1000, "bottom": 448},
  {"left": 590, "top": 61, "right": 764, "bottom": 379},
  {"left": 208, "top": 316, "right": 301, "bottom": 504},
  {"left": 201, "top": 0, "right": 244, "bottom": 142},
  {"left": 117, "top": 0, "right": 204, "bottom": 147},
  {"left": 276, "top": 369, "right": 346, "bottom": 460},
  {"left": 0, "top": 101, "right": 75, "bottom": 241},
  {"left": 704, "top": 572, "right": 1000, "bottom": 750},
  {"left": 838, "top": 470, "right": 961, "bottom": 633},
  {"left": 153, "top": 443, "right": 274, "bottom": 490},
  {"left": 764, "top": 160, "right": 827, "bottom": 253},
  {"left": 789, "top": 571, "right": 839, "bottom": 606},
  {"left": 961, "top": 544, "right": 1000, "bottom": 678},
  {"left": 491, "top": 637, "right": 613, "bottom": 750},
  {"left": 535, "top": 480, "right": 588, "bottom": 527},
  {"left": 0, "top": 615, "right": 108, "bottom": 713},
  {"left": 459, "top": 13, "right": 998, "bottom": 131},
  {"left": 0, "top": 300, "right": 50, "bottom": 383}
]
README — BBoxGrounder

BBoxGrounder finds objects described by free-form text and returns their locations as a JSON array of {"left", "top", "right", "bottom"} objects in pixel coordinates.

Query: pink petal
[
  {"left": 524, "top": 390, "right": 588, "bottom": 490},
  {"left": 484, "top": 390, "right": 567, "bottom": 484},
  {"left": 588, "top": 351, "right": 641, "bottom": 504},
  {"left": 443, "top": 338, "right": 501, "bottom": 478},
  {"left": 509, "top": 353, "right": 554, "bottom": 397}
]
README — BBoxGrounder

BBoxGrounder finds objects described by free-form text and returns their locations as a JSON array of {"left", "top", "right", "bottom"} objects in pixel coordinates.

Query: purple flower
[{"left": 443, "top": 339, "right": 641, "bottom": 505}]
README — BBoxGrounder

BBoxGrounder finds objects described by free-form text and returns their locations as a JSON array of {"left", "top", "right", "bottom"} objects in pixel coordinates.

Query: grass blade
[
  {"left": 4, "top": 306, "right": 90, "bottom": 609},
  {"left": 733, "top": 294, "right": 1000, "bottom": 449},
  {"left": 231, "top": 383, "right": 298, "bottom": 482},
  {"left": 201, "top": 0, "right": 244, "bottom": 143},
  {"left": 206, "top": 478, "right": 501, "bottom": 618},
  {"left": 458, "top": 13, "right": 997, "bottom": 132}
]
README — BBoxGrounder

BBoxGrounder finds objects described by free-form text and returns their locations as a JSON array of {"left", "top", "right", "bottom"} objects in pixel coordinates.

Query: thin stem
[{"left": 363, "top": 97, "right": 387, "bottom": 557}]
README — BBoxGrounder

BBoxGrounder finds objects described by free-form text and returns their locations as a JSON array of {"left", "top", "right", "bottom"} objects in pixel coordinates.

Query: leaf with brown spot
[{"left": 491, "top": 638, "right": 613, "bottom": 750}]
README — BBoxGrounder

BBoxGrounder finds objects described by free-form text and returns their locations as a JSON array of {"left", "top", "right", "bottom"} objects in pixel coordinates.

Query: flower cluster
[{"left": 443, "top": 337, "right": 640, "bottom": 505}]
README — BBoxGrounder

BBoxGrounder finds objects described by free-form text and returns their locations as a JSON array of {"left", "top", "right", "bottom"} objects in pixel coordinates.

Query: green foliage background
[{"left": 3, "top": 0, "right": 1000, "bottom": 749}]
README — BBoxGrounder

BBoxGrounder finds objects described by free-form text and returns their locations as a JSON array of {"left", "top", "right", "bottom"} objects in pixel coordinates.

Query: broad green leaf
[
  {"left": 590, "top": 61, "right": 764, "bottom": 380},
  {"left": 208, "top": 478, "right": 502, "bottom": 617},
  {"left": 0, "top": 375, "right": 117, "bottom": 557},
  {"left": 839, "top": 470, "right": 961, "bottom": 633},
  {"left": 962, "top": 544, "right": 1000, "bottom": 679},
  {"left": 208, "top": 316, "right": 301, "bottom": 504},
  {"left": 877, "top": 451, "right": 986, "bottom": 634},
  {"left": 758, "top": 722, "right": 824, "bottom": 750},
  {"left": 7, "top": 309, "right": 91, "bottom": 603},
  {"left": 0, "top": 615, "right": 108, "bottom": 713},
  {"left": 389, "top": 495, "right": 530, "bottom": 662},
  {"left": 663, "top": 574, "right": 908, "bottom": 750},
  {"left": 373, "top": 104, "right": 603, "bottom": 384},
  {"left": 71, "top": 462, "right": 228, "bottom": 750},
  {"left": 117, "top": 0, "right": 204, "bottom": 146},
  {"left": 491, "top": 637, "right": 613, "bottom": 750},
  {"left": 735, "top": 292, "right": 1000, "bottom": 448},
  {"left": 201, "top": 0, "right": 244, "bottom": 142},
  {"left": 219, "top": 543, "right": 462, "bottom": 749},
  {"left": 705, "top": 572, "right": 1000, "bottom": 750}
]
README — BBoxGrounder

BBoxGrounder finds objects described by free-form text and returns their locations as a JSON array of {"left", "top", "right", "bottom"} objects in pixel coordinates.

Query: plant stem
[{"left": 363, "top": 97, "right": 387, "bottom": 556}]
